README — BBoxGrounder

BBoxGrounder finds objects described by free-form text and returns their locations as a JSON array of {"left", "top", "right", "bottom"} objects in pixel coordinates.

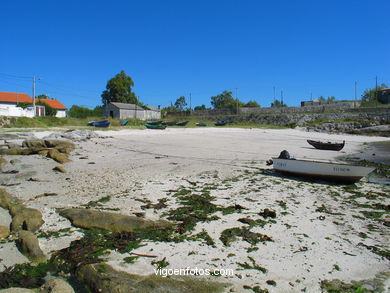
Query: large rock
[
  {"left": 0, "top": 225, "right": 10, "bottom": 239},
  {"left": 59, "top": 208, "right": 172, "bottom": 232},
  {"left": 0, "top": 149, "right": 34, "bottom": 156},
  {"left": 47, "top": 149, "right": 71, "bottom": 164},
  {"left": 17, "top": 230, "right": 46, "bottom": 262},
  {"left": 77, "top": 263, "right": 228, "bottom": 293},
  {"left": 11, "top": 207, "right": 44, "bottom": 232},
  {"left": 0, "top": 189, "right": 22, "bottom": 210},
  {"left": 44, "top": 139, "right": 75, "bottom": 150},
  {"left": 22, "top": 139, "right": 47, "bottom": 149},
  {"left": 40, "top": 278, "right": 75, "bottom": 293},
  {"left": 0, "top": 288, "right": 35, "bottom": 292}
]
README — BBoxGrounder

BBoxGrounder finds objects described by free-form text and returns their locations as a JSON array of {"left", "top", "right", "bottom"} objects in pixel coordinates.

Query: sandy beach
[{"left": 0, "top": 127, "right": 389, "bottom": 292}]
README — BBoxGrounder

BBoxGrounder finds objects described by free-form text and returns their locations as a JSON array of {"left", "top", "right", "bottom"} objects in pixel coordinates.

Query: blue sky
[{"left": 1, "top": 0, "right": 389, "bottom": 109}]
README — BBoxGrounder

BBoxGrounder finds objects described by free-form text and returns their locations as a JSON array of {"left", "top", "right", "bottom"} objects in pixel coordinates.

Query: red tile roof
[
  {"left": 39, "top": 99, "right": 67, "bottom": 110},
  {"left": 0, "top": 91, "right": 33, "bottom": 103}
]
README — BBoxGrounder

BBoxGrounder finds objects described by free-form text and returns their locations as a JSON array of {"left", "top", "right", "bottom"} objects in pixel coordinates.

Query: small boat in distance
[
  {"left": 88, "top": 120, "right": 110, "bottom": 128},
  {"left": 176, "top": 121, "right": 189, "bottom": 126},
  {"left": 120, "top": 120, "right": 128, "bottom": 126},
  {"left": 307, "top": 139, "right": 345, "bottom": 151},
  {"left": 215, "top": 120, "right": 227, "bottom": 126},
  {"left": 146, "top": 120, "right": 164, "bottom": 125},
  {"left": 144, "top": 123, "right": 166, "bottom": 130},
  {"left": 162, "top": 121, "right": 178, "bottom": 126},
  {"left": 268, "top": 152, "right": 375, "bottom": 184},
  {"left": 196, "top": 122, "right": 209, "bottom": 127}
]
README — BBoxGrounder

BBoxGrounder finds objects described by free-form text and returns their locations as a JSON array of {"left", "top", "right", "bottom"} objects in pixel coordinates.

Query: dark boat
[
  {"left": 89, "top": 120, "right": 110, "bottom": 128},
  {"left": 161, "top": 121, "right": 178, "bottom": 126},
  {"left": 144, "top": 124, "right": 166, "bottom": 130},
  {"left": 307, "top": 140, "right": 345, "bottom": 151},
  {"left": 146, "top": 120, "right": 164, "bottom": 125},
  {"left": 214, "top": 120, "right": 227, "bottom": 126},
  {"left": 196, "top": 122, "right": 209, "bottom": 127},
  {"left": 176, "top": 121, "right": 189, "bottom": 126},
  {"left": 120, "top": 120, "right": 128, "bottom": 126}
]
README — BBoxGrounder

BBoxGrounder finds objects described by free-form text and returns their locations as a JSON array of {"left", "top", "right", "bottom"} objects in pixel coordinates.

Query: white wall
[
  {"left": 56, "top": 110, "right": 66, "bottom": 118},
  {"left": 0, "top": 105, "right": 34, "bottom": 117}
]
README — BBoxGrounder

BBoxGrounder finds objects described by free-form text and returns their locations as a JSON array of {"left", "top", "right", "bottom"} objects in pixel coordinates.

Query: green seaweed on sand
[
  {"left": 220, "top": 227, "right": 272, "bottom": 246},
  {"left": 243, "top": 285, "right": 269, "bottom": 293}
]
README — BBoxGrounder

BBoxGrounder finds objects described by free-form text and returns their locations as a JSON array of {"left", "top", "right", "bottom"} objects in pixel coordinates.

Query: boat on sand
[
  {"left": 267, "top": 151, "right": 374, "bottom": 184},
  {"left": 144, "top": 124, "right": 166, "bottom": 130},
  {"left": 307, "top": 139, "right": 345, "bottom": 151}
]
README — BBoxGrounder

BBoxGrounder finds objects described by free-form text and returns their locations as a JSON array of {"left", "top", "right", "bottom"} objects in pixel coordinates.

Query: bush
[{"left": 68, "top": 105, "right": 103, "bottom": 118}]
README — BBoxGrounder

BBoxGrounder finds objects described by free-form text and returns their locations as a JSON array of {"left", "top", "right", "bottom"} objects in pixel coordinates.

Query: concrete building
[
  {"left": 300, "top": 99, "right": 361, "bottom": 108},
  {"left": 377, "top": 88, "right": 390, "bottom": 104},
  {"left": 0, "top": 91, "right": 67, "bottom": 117},
  {"left": 104, "top": 102, "right": 161, "bottom": 120}
]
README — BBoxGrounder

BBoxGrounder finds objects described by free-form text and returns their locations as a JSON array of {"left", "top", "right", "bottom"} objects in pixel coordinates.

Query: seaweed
[{"left": 220, "top": 227, "right": 272, "bottom": 246}]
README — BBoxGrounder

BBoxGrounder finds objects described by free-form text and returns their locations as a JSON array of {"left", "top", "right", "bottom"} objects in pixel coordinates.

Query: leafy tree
[
  {"left": 194, "top": 104, "right": 207, "bottom": 111},
  {"left": 318, "top": 96, "right": 336, "bottom": 103},
  {"left": 101, "top": 70, "right": 138, "bottom": 106},
  {"left": 362, "top": 83, "right": 387, "bottom": 103},
  {"left": 174, "top": 96, "right": 187, "bottom": 110},
  {"left": 271, "top": 99, "right": 287, "bottom": 107},
  {"left": 210, "top": 91, "right": 236, "bottom": 109},
  {"left": 244, "top": 100, "right": 260, "bottom": 107},
  {"left": 68, "top": 105, "right": 103, "bottom": 118}
]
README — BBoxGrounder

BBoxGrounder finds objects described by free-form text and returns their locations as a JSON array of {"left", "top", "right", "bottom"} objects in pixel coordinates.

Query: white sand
[{"left": 1, "top": 127, "right": 389, "bottom": 292}]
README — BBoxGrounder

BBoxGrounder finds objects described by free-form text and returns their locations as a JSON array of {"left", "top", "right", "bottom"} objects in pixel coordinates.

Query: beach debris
[
  {"left": 237, "top": 256, "right": 267, "bottom": 273},
  {"left": 76, "top": 263, "right": 229, "bottom": 293},
  {"left": 220, "top": 227, "right": 272, "bottom": 246},
  {"left": 59, "top": 208, "right": 173, "bottom": 232},
  {"left": 141, "top": 198, "right": 168, "bottom": 210},
  {"left": 17, "top": 230, "right": 47, "bottom": 262},
  {"left": 2, "top": 170, "right": 19, "bottom": 174},
  {"left": 53, "top": 166, "right": 66, "bottom": 173},
  {"left": 1, "top": 183, "right": 21, "bottom": 186},
  {"left": 27, "top": 177, "right": 48, "bottom": 182},
  {"left": 29, "top": 192, "right": 58, "bottom": 201},
  {"left": 258, "top": 208, "right": 276, "bottom": 219}
]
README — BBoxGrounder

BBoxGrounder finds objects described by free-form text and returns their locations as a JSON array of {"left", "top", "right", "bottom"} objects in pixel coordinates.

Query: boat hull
[
  {"left": 144, "top": 124, "right": 166, "bottom": 130},
  {"left": 272, "top": 158, "right": 375, "bottom": 184},
  {"left": 307, "top": 140, "right": 345, "bottom": 151},
  {"left": 176, "top": 121, "right": 189, "bottom": 126}
]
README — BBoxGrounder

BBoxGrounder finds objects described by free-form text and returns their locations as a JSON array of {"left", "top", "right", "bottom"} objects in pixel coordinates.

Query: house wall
[
  {"left": 0, "top": 104, "right": 34, "bottom": 117},
  {"left": 55, "top": 110, "right": 67, "bottom": 118},
  {"left": 104, "top": 104, "right": 161, "bottom": 120},
  {"left": 104, "top": 104, "right": 121, "bottom": 118}
]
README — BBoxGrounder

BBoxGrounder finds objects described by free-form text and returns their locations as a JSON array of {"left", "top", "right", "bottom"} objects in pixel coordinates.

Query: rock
[
  {"left": 22, "top": 139, "right": 47, "bottom": 149},
  {"left": 259, "top": 208, "right": 277, "bottom": 218},
  {"left": 7, "top": 143, "right": 21, "bottom": 150},
  {"left": 53, "top": 166, "right": 66, "bottom": 173},
  {"left": 9, "top": 159, "right": 20, "bottom": 165},
  {"left": 0, "top": 157, "right": 7, "bottom": 166},
  {"left": 0, "top": 188, "right": 22, "bottom": 210},
  {"left": 59, "top": 208, "right": 173, "bottom": 233},
  {"left": 0, "top": 149, "right": 34, "bottom": 156},
  {"left": 17, "top": 230, "right": 46, "bottom": 262},
  {"left": 40, "top": 278, "right": 75, "bottom": 293},
  {"left": 47, "top": 149, "right": 71, "bottom": 164},
  {"left": 45, "top": 139, "right": 75, "bottom": 149},
  {"left": 37, "top": 150, "right": 49, "bottom": 156},
  {"left": 77, "top": 263, "right": 228, "bottom": 293},
  {"left": 0, "top": 225, "right": 10, "bottom": 239},
  {"left": 0, "top": 288, "right": 35, "bottom": 292},
  {"left": 11, "top": 207, "right": 44, "bottom": 232}
]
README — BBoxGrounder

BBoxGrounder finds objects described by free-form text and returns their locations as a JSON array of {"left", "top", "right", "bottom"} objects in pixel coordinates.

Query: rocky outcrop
[
  {"left": 47, "top": 149, "right": 71, "bottom": 164},
  {"left": 59, "top": 208, "right": 173, "bottom": 232},
  {"left": 17, "top": 230, "right": 46, "bottom": 262},
  {"left": 0, "top": 225, "right": 10, "bottom": 239},
  {"left": 39, "top": 278, "right": 75, "bottom": 293},
  {"left": 77, "top": 263, "right": 228, "bottom": 293}
]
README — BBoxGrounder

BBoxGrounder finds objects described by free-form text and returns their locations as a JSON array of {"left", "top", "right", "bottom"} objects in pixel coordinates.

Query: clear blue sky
[{"left": 1, "top": 0, "right": 389, "bottom": 109}]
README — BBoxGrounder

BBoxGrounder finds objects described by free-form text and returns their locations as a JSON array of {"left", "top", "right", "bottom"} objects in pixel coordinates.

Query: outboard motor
[{"left": 278, "top": 150, "right": 290, "bottom": 159}]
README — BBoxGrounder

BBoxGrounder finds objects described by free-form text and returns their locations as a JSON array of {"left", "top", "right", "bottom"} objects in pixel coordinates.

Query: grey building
[
  {"left": 377, "top": 88, "right": 390, "bottom": 104},
  {"left": 104, "top": 102, "right": 161, "bottom": 120}
]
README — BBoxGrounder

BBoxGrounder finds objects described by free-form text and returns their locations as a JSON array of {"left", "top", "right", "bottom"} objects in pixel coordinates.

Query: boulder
[
  {"left": 77, "top": 263, "right": 228, "bottom": 293},
  {"left": 59, "top": 208, "right": 172, "bottom": 232},
  {"left": 0, "top": 189, "right": 22, "bottom": 210},
  {"left": 53, "top": 166, "right": 66, "bottom": 173},
  {"left": 0, "top": 149, "right": 34, "bottom": 156},
  {"left": 0, "top": 288, "right": 35, "bottom": 293},
  {"left": 44, "top": 139, "right": 75, "bottom": 150},
  {"left": 17, "top": 230, "right": 46, "bottom": 262},
  {"left": 22, "top": 139, "right": 47, "bottom": 149},
  {"left": 11, "top": 207, "right": 44, "bottom": 232},
  {"left": 0, "top": 225, "right": 10, "bottom": 239},
  {"left": 47, "top": 149, "right": 71, "bottom": 164},
  {"left": 40, "top": 278, "right": 75, "bottom": 293}
]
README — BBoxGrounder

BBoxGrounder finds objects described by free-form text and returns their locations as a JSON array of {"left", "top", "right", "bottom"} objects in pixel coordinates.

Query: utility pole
[
  {"left": 235, "top": 87, "right": 239, "bottom": 114},
  {"left": 310, "top": 92, "right": 313, "bottom": 101},
  {"left": 32, "top": 76, "right": 36, "bottom": 116}
]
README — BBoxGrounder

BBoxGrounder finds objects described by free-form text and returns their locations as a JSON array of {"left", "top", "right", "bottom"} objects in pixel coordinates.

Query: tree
[
  {"left": 318, "top": 96, "right": 336, "bottom": 103},
  {"left": 244, "top": 100, "right": 260, "bottom": 107},
  {"left": 101, "top": 70, "right": 138, "bottom": 106},
  {"left": 271, "top": 99, "right": 287, "bottom": 107},
  {"left": 194, "top": 104, "right": 207, "bottom": 111},
  {"left": 210, "top": 91, "right": 236, "bottom": 109},
  {"left": 174, "top": 96, "right": 187, "bottom": 110},
  {"left": 68, "top": 105, "right": 103, "bottom": 118},
  {"left": 362, "top": 83, "right": 387, "bottom": 103}
]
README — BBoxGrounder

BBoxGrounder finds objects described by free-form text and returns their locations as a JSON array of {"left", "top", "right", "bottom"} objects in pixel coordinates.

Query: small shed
[{"left": 104, "top": 102, "right": 161, "bottom": 120}]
